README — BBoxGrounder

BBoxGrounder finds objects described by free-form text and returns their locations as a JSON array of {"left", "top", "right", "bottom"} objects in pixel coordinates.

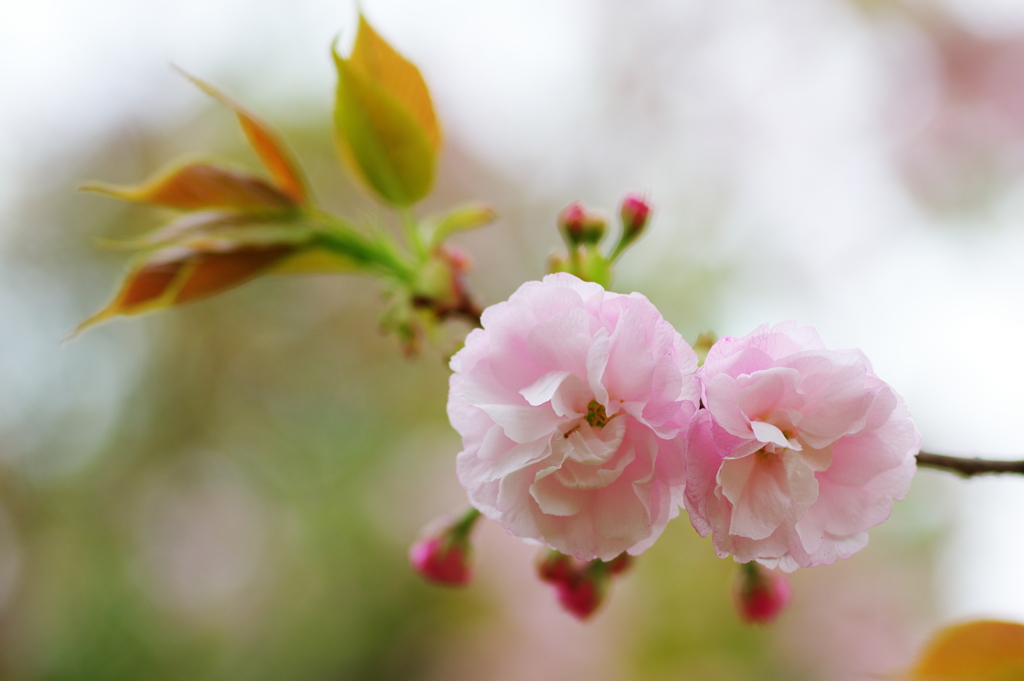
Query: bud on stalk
[
  {"left": 735, "top": 562, "right": 792, "bottom": 624},
  {"left": 537, "top": 550, "right": 575, "bottom": 584},
  {"left": 558, "top": 202, "right": 607, "bottom": 246},
  {"left": 555, "top": 570, "right": 608, "bottom": 620},
  {"left": 409, "top": 507, "right": 482, "bottom": 586},
  {"left": 536, "top": 550, "right": 634, "bottom": 620},
  {"left": 611, "top": 193, "right": 652, "bottom": 261}
]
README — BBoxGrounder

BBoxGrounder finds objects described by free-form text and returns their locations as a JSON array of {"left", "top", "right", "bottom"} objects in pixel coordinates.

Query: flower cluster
[{"left": 444, "top": 275, "right": 919, "bottom": 578}]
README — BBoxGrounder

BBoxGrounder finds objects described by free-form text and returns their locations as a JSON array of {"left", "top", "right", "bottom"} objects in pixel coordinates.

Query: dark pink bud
[
  {"left": 409, "top": 507, "right": 481, "bottom": 587},
  {"left": 537, "top": 551, "right": 613, "bottom": 620},
  {"left": 619, "top": 193, "right": 651, "bottom": 242},
  {"left": 537, "top": 550, "right": 574, "bottom": 584},
  {"left": 735, "top": 562, "right": 792, "bottom": 624},
  {"left": 605, "top": 552, "right": 633, "bottom": 576},
  {"left": 555, "top": 573, "right": 606, "bottom": 620},
  {"left": 409, "top": 535, "right": 471, "bottom": 586},
  {"left": 558, "top": 202, "right": 589, "bottom": 246},
  {"left": 558, "top": 202, "right": 607, "bottom": 246}
]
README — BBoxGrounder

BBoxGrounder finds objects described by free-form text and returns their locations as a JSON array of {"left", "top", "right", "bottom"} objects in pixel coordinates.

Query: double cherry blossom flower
[
  {"left": 685, "top": 322, "right": 920, "bottom": 571},
  {"left": 446, "top": 275, "right": 919, "bottom": 570},
  {"left": 449, "top": 274, "right": 700, "bottom": 560}
]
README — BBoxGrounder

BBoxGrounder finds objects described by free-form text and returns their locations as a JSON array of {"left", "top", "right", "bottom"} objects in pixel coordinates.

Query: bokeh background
[{"left": 2, "top": 0, "right": 1024, "bottom": 678}]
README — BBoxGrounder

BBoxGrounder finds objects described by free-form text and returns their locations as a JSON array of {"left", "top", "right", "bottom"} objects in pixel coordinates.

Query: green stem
[
  {"left": 451, "top": 507, "right": 482, "bottom": 538},
  {"left": 400, "top": 207, "right": 424, "bottom": 260},
  {"left": 608, "top": 236, "right": 635, "bottom": 264},
  {"left": 305, "top": 209, "right": 415, "bottom": 282}
]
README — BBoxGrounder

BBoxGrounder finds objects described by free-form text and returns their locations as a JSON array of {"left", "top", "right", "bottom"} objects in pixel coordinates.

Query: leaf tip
[
  {"left": 65, "top": 309, "right": 115, "bottom": 342},
  {"left": 78, "top": 181, "right": 118, "bottom": 197}
]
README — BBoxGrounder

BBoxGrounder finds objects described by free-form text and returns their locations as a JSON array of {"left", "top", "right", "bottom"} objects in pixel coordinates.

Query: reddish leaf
[
  {"left": 181, "top": 70, "right": 308, "bottom": 205},
  {"left": 119, "top": 259, "right": 182, "bottom": 309},
  {"left": 82, "top": 162, "right": 295, "bottom": 211},
  {"left": 74, "top": 244, "right": 294, "bottom": 334},
  {"left": 173, "top": 247, "right": 292, "bottom": 304}
]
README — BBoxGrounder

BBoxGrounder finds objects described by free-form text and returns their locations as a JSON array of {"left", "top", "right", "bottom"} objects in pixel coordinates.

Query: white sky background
[{"left": 2, "top": 0, "right": 1024, "bottom": 627}]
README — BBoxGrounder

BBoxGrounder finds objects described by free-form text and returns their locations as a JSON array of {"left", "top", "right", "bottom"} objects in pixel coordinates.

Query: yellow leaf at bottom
[{"left": 908, "top": 620, "right": 1024, "bottom": 681}]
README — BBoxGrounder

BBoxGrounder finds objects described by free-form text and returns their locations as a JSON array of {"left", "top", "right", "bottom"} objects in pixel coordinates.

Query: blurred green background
[{"left": 3, "top": 0, "right": 1024, "bottom": 678}]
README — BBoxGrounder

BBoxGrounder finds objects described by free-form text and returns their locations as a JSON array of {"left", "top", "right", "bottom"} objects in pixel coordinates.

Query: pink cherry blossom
[
  {"left": 448, "top": 273, "right": 700, "bottom": 561},
  {"left": 685, "top": 322, "right": 919, "bottom": 572}
]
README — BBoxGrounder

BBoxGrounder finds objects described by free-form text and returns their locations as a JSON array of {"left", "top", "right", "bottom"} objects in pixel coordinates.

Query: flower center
[
  {"left": 586, "top": 400, "right": 611, "bottom": 428},
  {"left": 755, "top": 447, "right": 778, "bottom": 463}
]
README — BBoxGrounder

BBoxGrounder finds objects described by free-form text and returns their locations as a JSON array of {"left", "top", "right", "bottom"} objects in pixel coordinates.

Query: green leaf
[
  {"left": 272, "top": 248, "right": 361, "bottom": 275},
  {"left": 332, "top": 15, "right": 441, "bottom": 206},
  {"left": 425, "top": 203, "right": 497, "bottom": 248},
  {"left": 348, "top": 16, "right": 440, "bottom": 151}
]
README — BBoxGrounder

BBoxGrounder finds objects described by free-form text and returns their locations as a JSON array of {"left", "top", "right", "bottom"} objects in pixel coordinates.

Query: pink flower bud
[
  {"left": 409, "top": 535, "right": 471, "bottom": 586},
  {"left": 536, "top": 551, "right": 618, "bottom": 620},
  {"left": 558, "top": 202, "right": 606, "bottom": 246},
  {"left": 555, "top": 571, "right": 607, "bottom": 620},
  {"left": 545, "top": 251, "right": 570, "bottom": 275},
  {"left": 409, "top": 507, "right": 481, "bottom": 587},
  {"left": 735, "top": 562, "right": 792, "bottom": 624},
  {"left": 558, "top": 202, "right": 588, "bottom": 246},
  {"left": 537, "top": 550, "right": 574, "bottom": 584},
  {"left": 618, "top": 193, "right": 651, "bottom": 243},
  {"left": 605, "top": 552, "right": 633, "bottom": 576}
]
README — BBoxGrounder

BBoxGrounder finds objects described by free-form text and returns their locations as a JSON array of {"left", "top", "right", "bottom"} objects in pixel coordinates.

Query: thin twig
[{"left": 916, "top": 451, "right": 1024, "bottom": 478}]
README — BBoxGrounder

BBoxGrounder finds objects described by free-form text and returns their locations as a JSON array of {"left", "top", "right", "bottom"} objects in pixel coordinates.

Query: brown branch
[
  {"left": 916, "top": 451, "right": 1024, "bottom": 478},
  {"left": 411, "top": 292, "right": 483, "bottom": 329}
]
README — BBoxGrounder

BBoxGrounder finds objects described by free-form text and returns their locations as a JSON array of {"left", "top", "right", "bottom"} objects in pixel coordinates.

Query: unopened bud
[
  {"left": 409, "top": 507, "right": 481, "bottom": 587},
  {"left": 605, "top": 552, "right": 633, "bottom": 576},
  {"left": 619, "top": 193, "right": 651, "bottom": 243},
  {"left": 546, "top": 251, "right": 570, "bottom": 275},
  {"left": 537, "top": 550, "right": 574, "bottom": 584},
  {"left": 409, "top": 536, "right": 471, "bottom": 585},
  {"left": 536, "top": 551, "right": 621, "bottom": 620},
  {"left": 579, "top": 213, "right": 607, "bottom": 245},
  {"left": 558, "top": 202, "right": 588, "bottom": 247},
  {"left": 555, "top": 572, "right": 607, "bottom": 620},
  {"left": 735, "top": 562, "right": 792, "bottom": 624},
  {"left": 558, "top": 202, "right": 607, "bottom": 247}
]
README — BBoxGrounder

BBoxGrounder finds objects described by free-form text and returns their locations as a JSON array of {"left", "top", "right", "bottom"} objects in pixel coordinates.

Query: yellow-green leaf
[
  {"left": 426, "top": 203, "right": 497, "bottom": 247},
  {"left": 332, "top": 16, "right": 440, "bottom": 206},
  {"left": 181, "top": 71, "right": 309, "bottom": 205},
  {"left": 82, "top": 162, "right": 296, "bottom": 212},
  {"left": 271, "top": 248, "right": 360, "bottom": 274},
  {"left": 908, "top": 620, "right": 1024, "bottom": 681},
  {"left": 349, "top": 16, "right": 440, "bottom": 152},
  {"left": 74, "top": 244, "right": 294, "bottom": 334}
]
